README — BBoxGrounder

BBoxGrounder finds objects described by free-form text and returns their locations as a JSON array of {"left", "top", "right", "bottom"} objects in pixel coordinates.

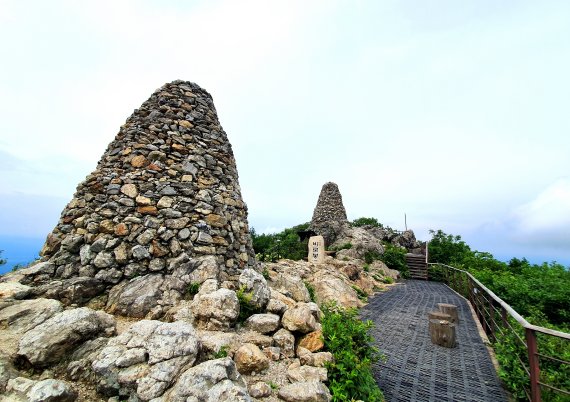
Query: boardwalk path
[{"left": 361, "top": 280, "right": 508, "bottom": 402}]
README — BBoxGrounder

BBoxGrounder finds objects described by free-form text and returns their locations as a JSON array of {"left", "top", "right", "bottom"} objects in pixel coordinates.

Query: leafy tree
[
  {"left": 427, "top": 229, "right": 472, "bottom": 266},
  {"left": 250, "top": 223, "right": 310, "bottom": 262},
  {"left": 0, "top": 250, "right": 6, "bottom": 266},
  {"left": 352, "top": 217, "right": 382, "bottom": 228}
]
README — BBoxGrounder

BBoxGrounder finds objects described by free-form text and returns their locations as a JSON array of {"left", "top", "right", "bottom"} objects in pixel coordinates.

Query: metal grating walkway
[{"left": 361, "top": 280, "right": 508, "bottom": 402}]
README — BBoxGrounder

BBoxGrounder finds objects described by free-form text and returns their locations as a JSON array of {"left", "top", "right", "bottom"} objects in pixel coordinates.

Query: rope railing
[{"left": 428, "top": 263, "right": 570, "bottom": 402}]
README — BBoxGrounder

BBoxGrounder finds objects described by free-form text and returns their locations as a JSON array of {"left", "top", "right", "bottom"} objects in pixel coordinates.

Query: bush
[
  {"left": 364, "top": 251, "right": 382, "bottom": 265},
  {"left": 236, "top": 285, "right": 261, "bottom": 323},
  {"left": 304, "top": 281, "right": 316, "bottom": 303},
  {"left": 352, "top": 285, "right": 368, "bottom": 301},
  {"left": 379, "top": 244, "right": 409, "bottom": 278},
  {"left": 352, "top": 217, "right": 382, "bottom": 228},
  {"left": 321, "top": 303, "right": 384, "bottom": 401}
]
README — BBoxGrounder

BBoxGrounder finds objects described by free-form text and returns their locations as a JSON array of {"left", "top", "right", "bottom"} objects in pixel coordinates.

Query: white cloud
[{"left": 510, "top": 178, "right": 570, "bottom": 248}]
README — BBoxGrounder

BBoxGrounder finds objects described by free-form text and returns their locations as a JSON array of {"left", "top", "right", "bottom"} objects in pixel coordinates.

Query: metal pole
[
  {"left": 488, "top": 298, "right": 495, "bottom": 340},
  {"left": 525, "top": 328, "right": 541, "bottom": 402}
]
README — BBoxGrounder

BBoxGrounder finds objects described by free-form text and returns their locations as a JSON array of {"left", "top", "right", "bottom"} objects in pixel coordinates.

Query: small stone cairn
[
  {"left": 23, "top": 80, "right": 255, "bottom": 317},
  {"left": 309, "top": 182, "right": 349, "bottom": 246}
]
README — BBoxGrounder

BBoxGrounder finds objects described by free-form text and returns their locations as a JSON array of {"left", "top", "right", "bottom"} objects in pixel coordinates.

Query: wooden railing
[{"left": 428, "top": 263, "right": 570, "bottom": 401}]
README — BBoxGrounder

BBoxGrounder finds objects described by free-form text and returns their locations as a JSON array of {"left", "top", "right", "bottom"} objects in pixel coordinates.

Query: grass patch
[
  {"left": 351, "top": 285, "right": 368, "bottom": 302},
  {"left": 304, "top": 280, "right": 317, "bottom": 303}
]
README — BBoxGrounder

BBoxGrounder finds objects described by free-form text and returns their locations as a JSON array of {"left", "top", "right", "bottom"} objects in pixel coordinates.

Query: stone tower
[
  {"left": 27, "top": 80, "right": 255, "bottom": 317},
  {"left": 309, "top": 182, "right": 349, "bottom": 246}
]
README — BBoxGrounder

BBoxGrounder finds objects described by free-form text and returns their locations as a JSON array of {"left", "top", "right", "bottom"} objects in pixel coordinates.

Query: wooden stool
[
  {"left": 437, "top": 303, "right": 459, "bottom": 323},
  {"left": 429, "top": 319, "right": 456, "bottom": 348}
]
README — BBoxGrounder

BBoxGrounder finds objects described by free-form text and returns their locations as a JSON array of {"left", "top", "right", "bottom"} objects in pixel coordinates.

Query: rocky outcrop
[
  {"left": 160, "top": 357, "right": 251, "bottom": 401},
  {"left": 91, "top": 320, "right": 200, "bottom": 400},
  {"left": 17, "top": 307, "right": 116, "bottom": 367},
  {"left": 309, "top": 182, "right": 349, "bottom": 246},
  {"left": 25, "top": 80, "right": 254, "bottom": 313}
]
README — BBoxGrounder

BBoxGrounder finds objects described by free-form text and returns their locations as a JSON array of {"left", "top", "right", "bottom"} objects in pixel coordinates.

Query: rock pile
[
  {"left": 22, "top": 80, "right": 255, "bottom": 318},
  {"left": 309, "top": 182, "right": 349, "bottom": 246}
]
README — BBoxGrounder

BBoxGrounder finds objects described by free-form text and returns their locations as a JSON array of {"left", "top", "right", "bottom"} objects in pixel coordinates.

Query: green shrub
[
  {"left": 213, "top": 345, "right": 228, "bottom": 359},
  {"left": 364, "top": 251, "right": 382, "bottom": 265},
  {"left": 186, "top": 282, "right": 201, "bottom": 299},
  {"left": 352, "top": 217, "right": 382, "bottom": 228},
  {"left": 379, "top": 244, "right": 409, "bottom": 278},
  {"left": 382, "top": 277, "right": 394, "bottom": 284},
  {"left": 236, "top": 285, "right": 261, "bottom": 323},
  {"left": 321, "top": 303, "right": 384, "bottom": 401},
  {"left": 351, "top": 285, "right": 368, "bottom": 302},
  {"left": 304, "top": 281, "right": 316, "bottom": 303},
  {"left": 262, "top": 267, "right": 270, "bottom": 279},
  {"left": 363, "top": 263, "right": 370, "bottom": 272}
]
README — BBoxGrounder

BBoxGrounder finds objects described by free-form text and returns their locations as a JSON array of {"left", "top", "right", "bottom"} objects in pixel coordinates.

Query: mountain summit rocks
[{"left": 25, "top": 80, "right": 255, "bottom": 316}]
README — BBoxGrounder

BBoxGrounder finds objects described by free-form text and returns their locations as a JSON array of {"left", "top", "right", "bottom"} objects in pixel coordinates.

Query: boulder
[
  {"left": 18, "top": 307, "right": 116, "bottom": 367},
  {"left": 191, "top": 288, "right": 239, "bottom": 330},
  {"left": 0, "top": 281, "right": 31, "bottom": 299},
  {"left": 107, "top": 274, "right": 164, "bottom": 318},
  {"left": 66, "top": 337, "right": 109, "bottom": 381},
  {"left": 298, "top": 330, "right": 324, "bottom": 352},
  {"left": 278, "top": 380, "right": 331, "bottom": 402},
  {"left": 270, "top": 273, "right": 311, "bottom": 302},
  {"left": 244, "top": 313, "right": 280, "bottom": 334},
  {"left": 92, "top": 320, "right": 200, "bottom": 401},
  {"left": 287, "top": 362, "right": 327, "bottom": 383},
  {"left": 27, "top": 379, "right": 78, "bottom": 402},
  {"left": 160, "top": 357, "right": 251, "bottom": 401},
  {"left": 58, "top": 277, "right": 106, "bottom": 304},
  {"left": 0, "top": 298, "right": 63, "bottom": 334},
  {"left": 238, "top": 269, "right": 270, "bottom": 310},
  {"left": 266, "top": 298, "right": 288, "bottom": 315},
  {"left": 282, "top": 303, "right": 317, "bottom": 334},
  {"left": 333, "top": 226, "right": 384, "bottom": 261},
  {"left": 273, "top": 328, "right": 295, "bottom": 358},
  {"left": 197, "top": 330, "right": 236, "bottom": 357},
  {"left": 249, "top": 381, "right": 272, "bottom": 398},
  {"left": 312, "top": 272, "right": 362, "bottom": 308},
  {"left": 187, "top": 255, "right": 220, "bottom": 284},
  {"left": 234, "top": 343, "right": 270, "bottom": 374},
  {"left": 236, "top": 331, "right": 273, "bottom": 349}
]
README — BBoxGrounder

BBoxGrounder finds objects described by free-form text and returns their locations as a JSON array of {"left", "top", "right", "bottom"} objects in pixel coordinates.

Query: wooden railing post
[{"left": 525, "top": 328, "right": 541, "bottom": 401}]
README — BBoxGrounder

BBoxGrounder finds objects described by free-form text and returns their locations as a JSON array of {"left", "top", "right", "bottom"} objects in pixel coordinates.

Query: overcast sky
[{"left": 1, "top": 0, "right": 569, "bottom": 268}]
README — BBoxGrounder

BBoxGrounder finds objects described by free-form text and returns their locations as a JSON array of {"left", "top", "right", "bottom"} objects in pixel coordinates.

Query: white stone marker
[{"left": 308, "top": 236, "right": 325, "bottom": 264}]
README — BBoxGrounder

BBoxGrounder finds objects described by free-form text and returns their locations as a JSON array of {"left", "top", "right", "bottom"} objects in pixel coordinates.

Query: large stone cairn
[
  {"left": 25, "top": 80, "right": 255, "bottom": 316},
  {"left": 309, "top": 182, "right": 349, "bottom": 246}
]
